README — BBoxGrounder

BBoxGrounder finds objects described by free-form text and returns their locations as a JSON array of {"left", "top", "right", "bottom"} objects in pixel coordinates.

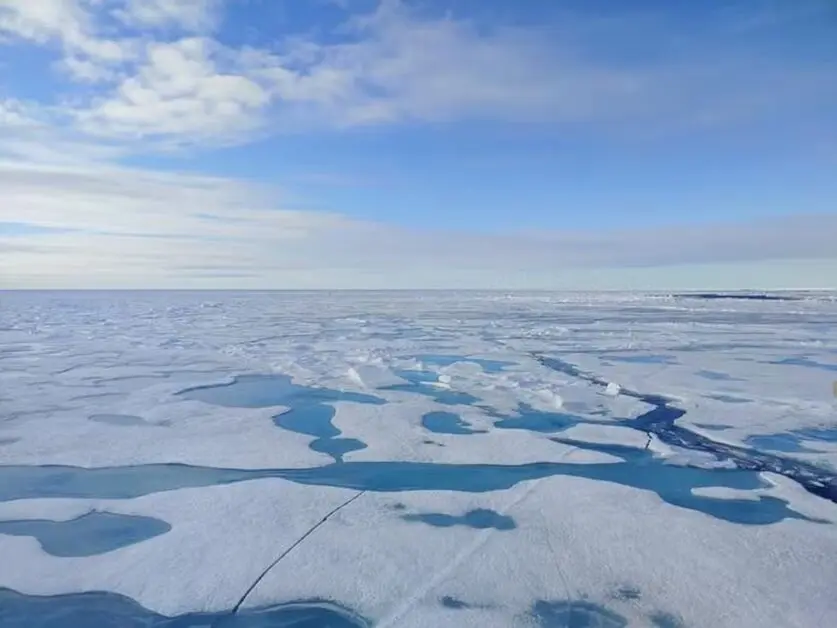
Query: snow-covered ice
[{"left": 1, "top": 290, "right": 836, "bottom": 627}]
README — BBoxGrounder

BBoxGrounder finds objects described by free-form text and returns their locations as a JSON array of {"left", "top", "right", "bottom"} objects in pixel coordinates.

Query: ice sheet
[{"left": 1, "top": 290, "right": 836, "bottom": 626}]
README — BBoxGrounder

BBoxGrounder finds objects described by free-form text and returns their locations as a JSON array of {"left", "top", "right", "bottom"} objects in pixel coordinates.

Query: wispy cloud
[
  {"left": 77, "top": 37, "right": 271, "bottom": 142},
  {"left": 1, "top": 1, "right": 835, "bottom": 289},
  {"left": 2, "top": 0, "right": 834, "bottom": 148},
  {"left": 2, "top": 160, "right": 835, "bottom": 289},
  {"left": 112, "top": 0, "right": 220, "bottom": 32}
]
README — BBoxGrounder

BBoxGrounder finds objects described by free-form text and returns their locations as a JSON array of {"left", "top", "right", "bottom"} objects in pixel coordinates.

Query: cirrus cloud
[
  {"left": 1, "top": 0, "right": 834, "bottom": 147},
  {"left": 3, "top": 160, "right": 836, "bottom": 289},
  {"left": 1, "top": 0, "right": 835, "bottom": 290}
]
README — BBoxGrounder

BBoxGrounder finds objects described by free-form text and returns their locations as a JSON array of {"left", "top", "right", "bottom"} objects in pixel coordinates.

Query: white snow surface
[{"left": 1, "top": 290, "right": 836, "bottom": 626}]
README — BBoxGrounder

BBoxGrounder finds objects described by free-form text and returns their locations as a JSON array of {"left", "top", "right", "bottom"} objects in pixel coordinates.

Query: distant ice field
[{"left": 1, "top": 290, "right": 836, "bottom": 627}]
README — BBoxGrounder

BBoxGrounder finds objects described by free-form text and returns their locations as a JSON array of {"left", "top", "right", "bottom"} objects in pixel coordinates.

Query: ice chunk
[
  {"left": 346, "top": 365, "right": 406, "bottom": 390},
  {"left": 605, "top": 382, "right": 622, "bottom": 396}
]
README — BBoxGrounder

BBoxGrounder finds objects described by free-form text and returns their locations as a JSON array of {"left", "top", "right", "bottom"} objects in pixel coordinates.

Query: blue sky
[{"left": 1, "top": 0, "right": 835, "bottom": 289}]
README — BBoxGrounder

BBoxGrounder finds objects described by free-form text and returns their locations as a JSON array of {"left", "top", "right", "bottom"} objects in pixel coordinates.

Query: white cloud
[
  {"left": 4, "top": 0, "right": 834, "bottom": 146},
  {"left": 0, "top": 0, "right": 88, "bottom": 44},
  {"left": 0, "top": 0, "right": 135, "bottom": 97},
  {"left": 0, "top": 160, "right": 343, "bottom": 237},
  {"left": 1, "top": 1, "right": 835, "bottom": 290},
  {"left": 3, "top": 161, "right": 836, "bottom": 289},
  {"left": 283, "top": 1, "right": 648, "bottom": 126},
  {"left": 60, "top": 54, "right": 118, "bottom": 82},
  {"left": 82, "top": 1, "right": 663, "bottom": 139},
  {"left": 113, "top": 0, "right": 220, "bottom": 32},
  {"left": 0, "top": 98, "right": 39, "bottom": 128},
  {"left": 0, "top": 97, "right": 124, "bottom": 166},
  {"left": 78, "top": 37, "right": 270, "bottom": 141},
  {"left": 0, "top": 0, "right": 129, "bottom": 59},
  {"left": 236, "top": 2, "right": 572, "bottom": 127}
]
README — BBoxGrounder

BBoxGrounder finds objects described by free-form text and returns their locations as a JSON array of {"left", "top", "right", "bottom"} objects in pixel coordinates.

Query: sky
[{"left": 1, "top": 0, "right": 836, "bottom": 290}]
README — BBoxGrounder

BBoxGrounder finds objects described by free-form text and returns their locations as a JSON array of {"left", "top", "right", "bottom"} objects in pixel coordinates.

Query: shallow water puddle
[
  {"left": 89, "top": 414, "right": 166, "bottom": 427},
  {"left": 178, "top": 374, "right": 384, "bottom": 409},
  {"left": 387, "top": 371, "right": 482, "bottom": 406},
  {"left": 0, "top": 588, "right": 370, "bottom": 627},
  {"left": 274, "top": 403, "right": 367, "bottom": 462},
  {"left": 0, "top": 511, "right": 170, "bottom": 557},
  {"left": 605, "top": 354, "right": 677, "bottom": 365},
  {"left": 412, "top": 354, "right": 514, "bottom": 373},
  {"left": 695, "top": 370, "right": 738, "bottom": 381},
  {"left": 178, "top": 374, "right": 383, "bottom": 462},
  {"left": 536, "top": 354, "right": 837, "bottom": 504},
  {"left": 422, "top": 411, "right": 485, "bottom": 435},
  {"left": 0, "top": 454, "right": 821, "bottom": 525},
  {"left": 494, "top": 404, "right": 589, "bottom": 434},
  {"left": 769, "top": 357, "right": 837, "bottom": 373},
  {"left": 532, "top": 600, "right": 627, "bottom": 628},
  {"left": 403, "top": 508, "right": 516, "bottom": 530},
  {"left": 745, "top": 426, "right": 837, "bottom": 454}
]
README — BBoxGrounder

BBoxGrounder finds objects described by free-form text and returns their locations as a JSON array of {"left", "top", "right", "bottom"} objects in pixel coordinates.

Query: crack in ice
[
  {"left": 531, "top": 353, "right": 837, "bottom": 504},
  {"left": 213, "top": 490, "right": 366, "bottom": 625}
]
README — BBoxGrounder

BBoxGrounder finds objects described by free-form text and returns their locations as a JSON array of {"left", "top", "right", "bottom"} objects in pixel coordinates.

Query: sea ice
[{"left": 1, "top": 290, "right": 836, "bottom": 627}]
